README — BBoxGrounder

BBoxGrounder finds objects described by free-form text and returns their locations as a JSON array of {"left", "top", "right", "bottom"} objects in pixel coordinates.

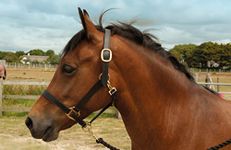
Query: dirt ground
[
  {"left": 6, "top": 68, "right": 55, "bottom": 81},
  {"left": 0, "top": 117, "right": 131, "bottom": 150}
]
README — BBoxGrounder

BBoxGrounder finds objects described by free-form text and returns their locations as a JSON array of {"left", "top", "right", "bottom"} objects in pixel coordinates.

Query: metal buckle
[
  {"left": 107, "top": 81, "right": 117, "bottom": 95},
  {"left": 101, "top": 48, "right": 112, "bottom": 62},
  {"left": 109, "top": 87, "right": 117, "bottom": 95},
  {"left": 65, "top": 106, "right": 80, "bottom": 121}
]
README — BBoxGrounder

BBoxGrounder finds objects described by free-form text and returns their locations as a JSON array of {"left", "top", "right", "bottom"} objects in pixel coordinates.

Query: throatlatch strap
[
  {"left": 90, "top": 101, "right": 112, "bottom": 124},
  {"left": 75, "top": 80, "right": 103, "bottom": 110},
  {"left": 89, "top": 92, "right": 117, "bottom": 124}
]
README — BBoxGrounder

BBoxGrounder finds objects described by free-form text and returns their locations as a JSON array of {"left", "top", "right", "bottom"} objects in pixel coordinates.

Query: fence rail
[
  {"left": 198, "top": 82, "right": 231, "bottom": 86},
  {"left": 6, "top": 63, "right": 57, "bottom": 69},
  {"left": 0, "top": 80, "right": 231, "bottom": 116},
  {"left": 3, "top": 95, "right": 39, "bottom": 100},
  {"left": 3, "top": 81, "right": 49, "bottom": 86},
  {"left": 0, "top": 81, "right": 49, "bottom": 116}
]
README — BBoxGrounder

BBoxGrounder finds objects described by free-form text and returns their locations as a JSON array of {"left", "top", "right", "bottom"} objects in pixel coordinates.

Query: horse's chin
[
  {"left": 42, "top": 122, "right": 75, "bottom": 142},
  {"left": 41, "top": 127, "right": 59, "bottom": 142}
]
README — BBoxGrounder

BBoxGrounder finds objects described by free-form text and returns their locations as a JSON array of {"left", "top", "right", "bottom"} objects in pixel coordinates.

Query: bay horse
[{"left": 25, "top": 8, "right": 231, "bottom": 150}]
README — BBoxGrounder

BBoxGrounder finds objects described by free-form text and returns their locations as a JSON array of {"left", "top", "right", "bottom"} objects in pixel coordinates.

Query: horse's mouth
[{"left": 41, "top": 126, "right": 59, "bottom": 142}]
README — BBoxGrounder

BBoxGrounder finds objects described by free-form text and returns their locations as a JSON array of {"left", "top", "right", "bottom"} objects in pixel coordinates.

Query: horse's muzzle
[{"left": 25, "top": 116, "right": 59, "bottom": 142}]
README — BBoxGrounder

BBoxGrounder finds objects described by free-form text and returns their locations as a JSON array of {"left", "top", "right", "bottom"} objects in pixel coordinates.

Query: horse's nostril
[{"left": 25, "top": 117, "right": 33, "bottom": 130}]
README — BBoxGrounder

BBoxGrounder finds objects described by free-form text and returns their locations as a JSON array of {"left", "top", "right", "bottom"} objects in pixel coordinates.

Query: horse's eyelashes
[{"left": 62, "top": 64, "right": 76, "bottom": 75}]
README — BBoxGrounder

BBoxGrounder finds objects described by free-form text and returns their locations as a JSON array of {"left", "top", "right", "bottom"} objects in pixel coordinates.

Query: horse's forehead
[{"left": 61, "top": 50, "right": 91, "bottom": 64}]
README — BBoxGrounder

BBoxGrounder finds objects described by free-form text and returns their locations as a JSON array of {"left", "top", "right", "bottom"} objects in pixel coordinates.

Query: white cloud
[{"left": 0, "top": 0, "right": 231, "bottom": 53}]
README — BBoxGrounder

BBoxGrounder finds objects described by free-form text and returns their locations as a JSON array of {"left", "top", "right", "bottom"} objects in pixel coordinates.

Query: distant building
[{"left": 21, "top": 53, "right": 49, "bottom": 64}]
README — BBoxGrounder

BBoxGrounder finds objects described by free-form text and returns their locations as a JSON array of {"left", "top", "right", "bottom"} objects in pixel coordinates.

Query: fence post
[
  {"left": 217, "top": 77, "right": 220, "bottom": 92},
  {"left": 0, "top": 80, "right": 3, "bottom": 116}
]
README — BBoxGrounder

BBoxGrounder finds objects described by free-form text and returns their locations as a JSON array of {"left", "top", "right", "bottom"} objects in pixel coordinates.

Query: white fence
[
  {"left": 6, "top": 63, "right": 57, "bottom": 69},
  {"left": 0, "top": 81, "right": 49, "bottom": 116},
  {"left": 198, "top": 82, "right": 231, "bottom": 95}
]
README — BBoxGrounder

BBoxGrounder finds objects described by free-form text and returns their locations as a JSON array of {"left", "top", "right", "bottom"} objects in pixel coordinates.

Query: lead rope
[
  {"left": 82, "top": 80, "right": 119, "bottom": 150},
  {"left": 96, "top": 138, "right": 119, "bottom": 150},
  {"left": 208, "top": 139, "right": 231, "bottom": 150},
  {"left": 82, "top": 121, "right": 119, "bottom": 150}
]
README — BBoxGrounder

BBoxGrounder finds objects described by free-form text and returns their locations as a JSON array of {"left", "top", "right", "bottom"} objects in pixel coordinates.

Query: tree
[
  {"left": 15, "top": 51, "right": 25, "bottom": 57},
  {"left": 3, "top": 52, "right": 18, "bottom": 62},
  {"left": 169, "top": 42, "right": 231, "bottom": 69},
  {"left": 169, "top": 44, "right": 197, "bottom": 67},
  {"left": 46, "top": 50, "right": 55, "bottom": 57},
  {"left": 29, "top": 49, "right": 45, "bottom": 56},
  {"left": 0, "top": 51, "right": 6, "bottom": 59},
  {"left": 47, "top": 54, "right": 60, "bottom": 64}
]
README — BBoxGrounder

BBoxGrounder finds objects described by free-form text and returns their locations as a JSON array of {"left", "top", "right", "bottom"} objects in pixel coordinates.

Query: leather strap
[
  {"left": 101, "top": 29, "right": 111, "bottom": 86},
  {"left": 42, "top": 80, "right": 102, "bottom": 127},
  {"left": 74, "top": 80, "right": 103, "bottom": 110},
  {"left": 42, "top": 90, "right": 87, "bottom": 127},
  {"left": 89, "top": 92, "right": 116, "bottom": 124},
  {"left": 42, "top": 90, "right": 70, "bottom": 113},
  {"left": 103, "top": 29, "right": 111, "bottom": 49}
]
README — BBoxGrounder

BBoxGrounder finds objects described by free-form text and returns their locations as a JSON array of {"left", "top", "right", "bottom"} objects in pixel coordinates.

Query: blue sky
[{"left": 0, "top": 0, "right": 230, "bottom": 53}]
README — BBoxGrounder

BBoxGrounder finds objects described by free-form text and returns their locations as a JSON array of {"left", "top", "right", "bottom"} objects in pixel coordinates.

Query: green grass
[
  {"left": 3, "top": 85, "right": 46, "bottom": 95},
  {"left": 2, "top": 112, "right": 28, "bottom": 117},
  {"left": 2, "top": 85, "right": 43, "bottom": 116},
  {"left": 3, "top": 99, "right": 35, "bottom": 107}
]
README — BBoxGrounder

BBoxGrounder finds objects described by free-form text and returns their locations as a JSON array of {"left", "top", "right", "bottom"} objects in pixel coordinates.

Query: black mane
[{"left": 62, "top": 16, "right": 195, "bottom": 82}]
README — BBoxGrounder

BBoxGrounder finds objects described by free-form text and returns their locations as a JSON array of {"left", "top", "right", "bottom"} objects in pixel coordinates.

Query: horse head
[{"left": 25, "top": 8, "right": 120, "bottom": 142}]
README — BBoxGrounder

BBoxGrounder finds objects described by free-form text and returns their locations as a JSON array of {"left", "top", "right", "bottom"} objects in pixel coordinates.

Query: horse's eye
[{"left": 62, "top": 64, "right": 76, "bottom": 75}]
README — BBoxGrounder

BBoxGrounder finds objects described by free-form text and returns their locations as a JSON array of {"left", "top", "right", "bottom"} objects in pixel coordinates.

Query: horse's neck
[{"left": 111, "top": 39, "right": 222, "bottom": 148}]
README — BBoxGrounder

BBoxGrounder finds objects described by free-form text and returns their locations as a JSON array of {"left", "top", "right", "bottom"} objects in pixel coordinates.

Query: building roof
[{"left": 22, "top": 55, "right": 49, "bottom": 62}]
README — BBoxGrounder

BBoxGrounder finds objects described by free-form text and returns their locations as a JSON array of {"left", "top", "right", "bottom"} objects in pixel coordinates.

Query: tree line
[
  {"left": 169, "top": 42, "right": 231, "bottom": 69},
  {"left": 0, "top": 49, "right": 60, "bottom": 64},
  {"left": 0, "top": 42, "right": 230, "bottom": 68}
]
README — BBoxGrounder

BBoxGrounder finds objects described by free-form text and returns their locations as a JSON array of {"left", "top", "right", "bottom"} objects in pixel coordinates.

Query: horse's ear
[{"left": 78, "top": 8, "right": 100, "bottom": 42}]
